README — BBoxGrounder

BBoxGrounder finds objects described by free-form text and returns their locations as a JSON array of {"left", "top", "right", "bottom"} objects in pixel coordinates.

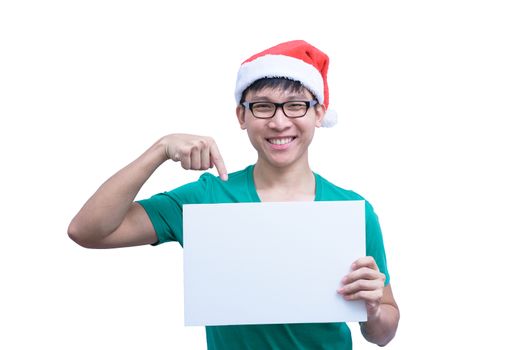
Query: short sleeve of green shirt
[{"left": 137, "top": 174, "right": 211, "bottom": 246}]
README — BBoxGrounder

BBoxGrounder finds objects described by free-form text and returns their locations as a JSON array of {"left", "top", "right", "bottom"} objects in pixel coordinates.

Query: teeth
[{"left": 268, "top": 137, "right": 293, "bottom": 145}]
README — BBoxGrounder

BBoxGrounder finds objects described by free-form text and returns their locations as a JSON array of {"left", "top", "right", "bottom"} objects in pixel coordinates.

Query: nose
[{"left": 267, "top": 106, "right": 292, "bottom": 130}]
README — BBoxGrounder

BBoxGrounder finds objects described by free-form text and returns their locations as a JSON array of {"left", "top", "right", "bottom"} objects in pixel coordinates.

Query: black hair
[{"left": 240, "top": 78, "right": 313, "bottom": 103}]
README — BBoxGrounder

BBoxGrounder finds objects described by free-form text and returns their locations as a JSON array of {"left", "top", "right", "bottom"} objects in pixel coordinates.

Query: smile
[{"left": 267, "top": 137, "right": 295, "bottom": 145}]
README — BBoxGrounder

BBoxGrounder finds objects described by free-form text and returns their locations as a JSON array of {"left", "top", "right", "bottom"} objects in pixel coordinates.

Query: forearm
[
  {"left": 68, "top": 139, "right": 167, "bottom": 243},
  {"left": 360, "top": 303, "right": 400, "bottom": 346}
]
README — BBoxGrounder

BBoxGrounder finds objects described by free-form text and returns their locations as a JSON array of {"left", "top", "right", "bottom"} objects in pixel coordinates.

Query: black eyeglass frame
[{"left": 241, "top": 100, "right": 319, "bottom": 119}]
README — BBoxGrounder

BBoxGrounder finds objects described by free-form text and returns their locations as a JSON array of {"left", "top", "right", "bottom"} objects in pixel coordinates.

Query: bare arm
[
  {"left": 338, "top": 257, "right": 400, "bottom": 346},
  {"left": 68, "top": 134, "right": 228, "bottom": 249},
  {"left": 359, "top": 284, "right": 399, "bottom": 346}
]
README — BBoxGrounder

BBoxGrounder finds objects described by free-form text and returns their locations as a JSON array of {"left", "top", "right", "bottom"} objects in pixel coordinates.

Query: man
[{"left": 68, "top": 40, "right": 399, "bottom": 349}]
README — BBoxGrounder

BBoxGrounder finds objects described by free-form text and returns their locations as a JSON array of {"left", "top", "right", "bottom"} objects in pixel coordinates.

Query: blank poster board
[{"left": 183, "top": 200, "right": 366, "bottom": 326}]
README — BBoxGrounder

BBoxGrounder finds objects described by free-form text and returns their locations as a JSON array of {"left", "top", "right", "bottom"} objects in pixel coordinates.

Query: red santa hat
[{"left": 235, "top": 40, "right": 337, "bottom": 127}]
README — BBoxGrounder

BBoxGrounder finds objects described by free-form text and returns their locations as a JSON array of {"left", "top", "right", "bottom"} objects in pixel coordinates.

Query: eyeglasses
[{"left": 241, "top": 100, "right": 318, "bottom": 119}]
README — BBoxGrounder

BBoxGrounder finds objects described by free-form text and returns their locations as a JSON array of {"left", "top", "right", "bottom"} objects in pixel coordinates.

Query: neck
[{"left": 253, "top": 157, "right": 315, "bottom": 201}]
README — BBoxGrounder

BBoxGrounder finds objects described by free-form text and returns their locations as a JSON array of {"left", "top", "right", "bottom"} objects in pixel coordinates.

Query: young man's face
[{"left": 236, "top": 86, "right": 325, "bottom": 169}]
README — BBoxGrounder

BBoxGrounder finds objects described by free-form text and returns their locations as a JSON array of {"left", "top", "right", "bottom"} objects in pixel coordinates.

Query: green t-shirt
[{"left": 138, "top": 165, "right": 390, "bottom": 350}]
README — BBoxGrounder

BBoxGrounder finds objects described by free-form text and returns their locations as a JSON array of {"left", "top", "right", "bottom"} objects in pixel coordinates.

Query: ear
[
  {"left": 236, "top": 105, "right": 247, "bottom": 130},
  {"left": 314, "top": 103, "right": 326, "bottom": 128}
]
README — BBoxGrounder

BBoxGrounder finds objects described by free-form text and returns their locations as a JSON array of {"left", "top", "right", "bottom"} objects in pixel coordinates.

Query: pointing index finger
[{"left": 210, "top": 142, "right": 228, "bottom": 181}]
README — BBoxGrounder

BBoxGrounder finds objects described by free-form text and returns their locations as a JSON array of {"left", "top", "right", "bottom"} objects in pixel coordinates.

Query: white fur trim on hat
[
  {"left": 321, "top": 109, "right": 338, "bottom": 127},
  {"left": 235, "top": 54, "right": 324, "bottom": 105}
]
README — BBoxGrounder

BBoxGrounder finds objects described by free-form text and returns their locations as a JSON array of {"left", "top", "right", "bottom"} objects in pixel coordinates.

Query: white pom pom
[{"left": 321, "top": 109, "right": 338, "bottom": 127}]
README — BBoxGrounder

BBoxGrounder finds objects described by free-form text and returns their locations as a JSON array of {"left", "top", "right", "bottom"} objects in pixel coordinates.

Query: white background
[{"left": 1, "top": 1, "right": 523, "bottom": 349}]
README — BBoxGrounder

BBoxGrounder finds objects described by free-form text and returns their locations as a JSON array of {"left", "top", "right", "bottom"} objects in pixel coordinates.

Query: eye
[
  {"left": 252, "top": 103, "right": 274, "bottom": 112},
  {"left": 285, "top": 102, "right": 307, "bottom": 111}
]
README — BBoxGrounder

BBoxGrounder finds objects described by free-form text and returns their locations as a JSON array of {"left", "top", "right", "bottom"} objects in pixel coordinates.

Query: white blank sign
[{"left": 183, "top": 200, "right": 366, "bottom": 326}]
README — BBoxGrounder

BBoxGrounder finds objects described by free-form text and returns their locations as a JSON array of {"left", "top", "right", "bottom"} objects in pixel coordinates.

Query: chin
[{"left": 262, "top": 153, "right": 305, "bottom": 169}]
